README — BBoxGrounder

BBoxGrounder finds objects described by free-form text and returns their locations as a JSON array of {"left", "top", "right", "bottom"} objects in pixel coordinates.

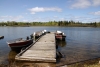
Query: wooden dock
[{"left": 15, "top": 33, "right": 56, "bottom": 62}]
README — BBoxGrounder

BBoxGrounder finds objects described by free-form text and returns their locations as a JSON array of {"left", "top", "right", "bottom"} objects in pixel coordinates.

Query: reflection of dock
[
  {"left": 15, "top": 33, "right": 56, "bottom": 62},
  {"left": 57, "top": 40, "right": 67, "bottom": 47},
  {"left": 8, "top": 50, "right": 18, "bottom": 67}
]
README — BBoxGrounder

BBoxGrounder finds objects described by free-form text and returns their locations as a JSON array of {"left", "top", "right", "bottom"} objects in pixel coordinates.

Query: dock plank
[{"left": 15, "top": 33, "right": 56, "bottom": 62}]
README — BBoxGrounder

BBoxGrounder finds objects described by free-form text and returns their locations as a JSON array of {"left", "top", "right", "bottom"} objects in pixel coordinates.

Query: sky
[{"left": 0, "top": 0, "right": 100, "bottom": 23}]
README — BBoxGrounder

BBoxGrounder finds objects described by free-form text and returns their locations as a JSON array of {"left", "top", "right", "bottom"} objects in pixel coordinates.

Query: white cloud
[
  {"left": 1, "top": 16, "right": 9, "bottom": 18},
  {"left": 0, "top": 19, "right": 4, "bottom": 21},
  {"left": 28, "top": 15, "right": 99, "bottom": 23},
  {"left": 12, "top": 15, "right": 24, "bottom": 21},
  {"left": 68, "top": 15, "right": 100, "bottom": 22},
  {"left": 25, "top": 13, "right": 28, "bottom": 14},
  {"left": 54, "top": 16, "right": 58, "bottom": 18},
  {"left": 0, "top": 15, "right": 24, "bottom": 21},
  {"left": 90, "top": 11, "right": 100, "bottom": 16},
  {"left": 92, "top": 0, "right": 100, "bottom": 6},
  {"left": 23, "top": 20, "right": 28, "bottom": 22},
  {"left": 70, "top": 0, "right": 91, "bottom": 9},
  {"left": 68, "top": 15, "right": 84, "bottom": 21},
  {"left": 93, "top": 17, "right": 100, "bottom": 22},
  {"left": 70, "top": 0, "right": 100, "bottom": 9},
  {"left": 28, "top": 7, "right": 62, "bottom": 14},
  {"left": 86, "top": 17, "right": 100, "bottom": 22}
]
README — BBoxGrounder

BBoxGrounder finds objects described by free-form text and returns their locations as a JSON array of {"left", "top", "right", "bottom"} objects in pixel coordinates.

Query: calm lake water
[{"left": 0, "top": 27, "right": 100, "bottom": 67}]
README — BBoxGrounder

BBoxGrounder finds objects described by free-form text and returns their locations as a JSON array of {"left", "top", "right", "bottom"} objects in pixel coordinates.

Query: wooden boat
[
  {"left": 55, "top": 31, "right": 66, "bottom": 41},
  {"left": 34, "top": 31, "right": 43, "bottom": 39},
  {"left": 0, "top": 36, "right": 4, "bottom": 39},
  {"left": 33, "top": 30, "right": 50, "bottom": 39},
  {"left": 7, "top": 38, "right": 33, "bottom": 50}
]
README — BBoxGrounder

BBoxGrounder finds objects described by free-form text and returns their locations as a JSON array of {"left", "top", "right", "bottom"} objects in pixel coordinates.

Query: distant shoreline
[
  {"left": 0, "top": 21, "right": 100, "bottom": 27},
  {"left": 0, "top": 25, "right": 99, "bottom": 27}
]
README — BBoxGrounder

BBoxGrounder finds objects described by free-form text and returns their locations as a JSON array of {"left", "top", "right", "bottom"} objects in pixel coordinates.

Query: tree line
[{"left": 0, "top": 20, "right": 100, "bottom": 27}]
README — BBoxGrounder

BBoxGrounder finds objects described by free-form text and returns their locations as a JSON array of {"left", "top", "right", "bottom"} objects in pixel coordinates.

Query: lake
[{"left": 0, "top": 27, "right": 100, "bottom": 67}]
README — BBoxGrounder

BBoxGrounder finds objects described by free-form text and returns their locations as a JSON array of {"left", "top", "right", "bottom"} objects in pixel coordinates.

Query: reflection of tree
[{"left": 56, "top": 40, "right": 67, "bottom": 47}]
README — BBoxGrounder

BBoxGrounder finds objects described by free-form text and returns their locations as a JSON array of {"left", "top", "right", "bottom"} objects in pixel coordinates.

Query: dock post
[{"left": 33, "top": 32, "right": 35, "bottom": 42}]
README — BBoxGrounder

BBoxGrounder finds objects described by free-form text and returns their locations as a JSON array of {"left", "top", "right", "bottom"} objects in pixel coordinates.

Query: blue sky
[{"left": 0, "top": 0, "right": 100, "bottom": 23}]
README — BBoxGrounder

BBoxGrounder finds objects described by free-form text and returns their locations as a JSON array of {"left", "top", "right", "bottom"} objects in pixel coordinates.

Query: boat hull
[
  {"left": 8, "top": 39, "right": 33, "bottom": 51},
  {"left": 55, "top": 31, "right": 66, "bottom": 41},
  {"left": 55, "top": 35, "right": 66, "bottom": 41}
]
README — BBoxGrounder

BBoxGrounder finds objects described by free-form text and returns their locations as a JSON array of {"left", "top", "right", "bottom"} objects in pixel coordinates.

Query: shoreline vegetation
[{"left": 0, "top": 20, "right": 100, "bottom": 27}]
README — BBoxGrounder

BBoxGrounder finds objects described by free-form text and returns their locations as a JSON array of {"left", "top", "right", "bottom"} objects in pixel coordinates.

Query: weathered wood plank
[{"left": 15, "top": 33, "right": 56, "bottom": 62}]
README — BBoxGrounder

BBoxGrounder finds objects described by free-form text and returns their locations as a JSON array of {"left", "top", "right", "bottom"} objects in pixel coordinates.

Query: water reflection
[
  {"left": 8, "top": 50, "right": 19, "bottom": 67},
  {"left": 57, "top": 40, "right": 67, "bottom": 47},
  {"left": 56, "top": 40, "right": 67, "bottom": 63}
]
